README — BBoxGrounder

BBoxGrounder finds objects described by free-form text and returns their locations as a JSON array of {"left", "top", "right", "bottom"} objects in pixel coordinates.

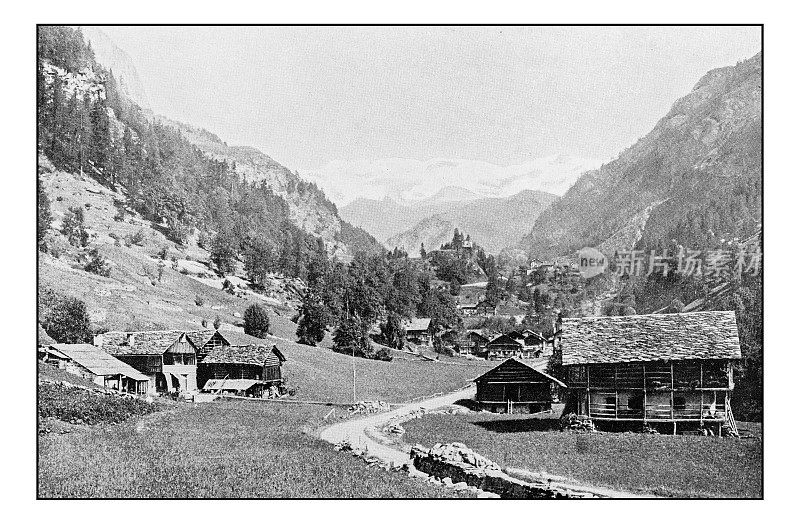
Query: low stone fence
[{"left": 411, "top": 442, "right": 612, "bottom": 499}]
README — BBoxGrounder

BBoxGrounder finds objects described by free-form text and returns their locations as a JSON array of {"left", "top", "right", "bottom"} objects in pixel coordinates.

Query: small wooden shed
[
  {"left": 474, "top": 357, "right": 566, "bottom": 414},
  {"left": 48, "top": 343, "right": 150, "bottom": 394},
  {"left": 560, "top": 311, "right": 742, "bottom": 435}
]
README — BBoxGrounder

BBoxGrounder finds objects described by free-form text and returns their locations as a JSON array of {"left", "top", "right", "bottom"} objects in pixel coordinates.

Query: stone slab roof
[
  {"left": 201, "top": 344, "right": 285, "bottom": 366},
  {"left": 100, "top": 330, "right": 211, "bottom": 356},
  {"left": 50, "top": 343, "right": 150, "bottom": 381},
  {"left": 561, "top": 311, "right": 742, "bottom": 366}
]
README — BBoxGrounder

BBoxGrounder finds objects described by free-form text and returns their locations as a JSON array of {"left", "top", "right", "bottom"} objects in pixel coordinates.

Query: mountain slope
[
  {"left": 520, "top": 52, "right": 762, "bottom": 258},
  {"left": 40, "top": 26, "right": 380, "bottom": 259},
  {"left": 80, "top": 26, "right": 151, "bottom": 109},
  {"left": 385, "top": 190, "right": 558, "bottom": 255}
]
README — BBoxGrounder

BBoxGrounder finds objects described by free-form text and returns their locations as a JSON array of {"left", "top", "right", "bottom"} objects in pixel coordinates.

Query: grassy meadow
[
  {"left": 403, "top": 411, "right": 762, "bottom": 498},
  {"left": 37, "top": 353, "right": 489, "bottom": 498},
  {"left": 39, "top": 400, "right": 469, "bottom": 498}
]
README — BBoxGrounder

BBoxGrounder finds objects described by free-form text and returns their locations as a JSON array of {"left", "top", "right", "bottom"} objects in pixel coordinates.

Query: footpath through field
[
  {"left": 318, "top": 385, "right": 648, "bottom": 498},
  {"left": 319, "top": 385, "right": 476, "bottom": 466}
]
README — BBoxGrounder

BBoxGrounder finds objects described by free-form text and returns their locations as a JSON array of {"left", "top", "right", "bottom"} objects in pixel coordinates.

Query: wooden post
[
  {"left": 642, "top": 364, "right": 647, "bottom": 423},
  {"left": 586, "top": 365, "right": 591, "bottom": 418},
  {"left": 614, "top": 364, "right": 618, "bottom": 420},
  {"left": 699, "top": 361, "right": 704, "bottom": 424},
  {"left": 670, "top": 362, "right": 675, "bottom": 422}
]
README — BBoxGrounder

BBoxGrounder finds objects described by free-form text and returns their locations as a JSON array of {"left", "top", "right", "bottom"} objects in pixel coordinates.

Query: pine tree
[
  {"left": 89, "top": 97, "right": 111, "bottom": 176},
  {"left": 211, "top": 230, "right": 237, "bottom": 274},
  {"left": 243, "top": 303, "right": 270, "bottom": 338},
  {"left": 333, "top": 313, "right": 372, "bottom": 358},
  {"left": 37, "top": 177, "right": 52, "bottom": 248},
  {"left": 296, "top": 290, "right": 328, "bottom": 346},
  {"left": 381, "top": 312, "right": 406, "bottom": 350}
]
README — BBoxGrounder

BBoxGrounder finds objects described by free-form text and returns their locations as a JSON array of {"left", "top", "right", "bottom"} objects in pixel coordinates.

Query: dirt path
[
  {"left": 319, "top": 386, "right": 647, "bottom": 498},
  {"left": 318, "top": 386, "right": 476, "bottom": 467}
]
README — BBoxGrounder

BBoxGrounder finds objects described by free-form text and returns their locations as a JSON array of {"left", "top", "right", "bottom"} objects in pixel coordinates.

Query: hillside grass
[
  {"left": 264, "top": 334, "right": 491, "bottom": 404},
  {"left": 403, "top": 411, "right": 762, "bottom": 498},
  {"left": 38, "top": 401, "right": 468, "bottom": 498}
]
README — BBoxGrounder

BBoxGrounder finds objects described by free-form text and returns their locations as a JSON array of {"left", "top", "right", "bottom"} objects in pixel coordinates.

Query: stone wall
[{"left": 411, "top": 443, "right": 607, "bottom": 499}]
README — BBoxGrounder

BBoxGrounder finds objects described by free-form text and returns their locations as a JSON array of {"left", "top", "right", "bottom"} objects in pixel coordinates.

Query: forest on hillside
[{"left": 36, "top": 26, "right": 380, "bottom": 281}]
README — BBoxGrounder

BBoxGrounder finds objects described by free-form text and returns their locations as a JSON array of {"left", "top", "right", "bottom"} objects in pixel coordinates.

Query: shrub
[
  {"left": 83, "top": 247, "right": 111, "bottom": 277},
  {"left": 213, "top": 316, "right": 222, "bottom": 330},
  {"left": 195, "top": 295, "right": 204, "bottom": 307},
  {"left": 62, "top": 206, "right": 89, "bottom": 247},
  {"left": 243, "top": 303, "right": 270, "bottom": 338},
  {"left": 128, "top": 228, "right": 146, "bottom": 247}
]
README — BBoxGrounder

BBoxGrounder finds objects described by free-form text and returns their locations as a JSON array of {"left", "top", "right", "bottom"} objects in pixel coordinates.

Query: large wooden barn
[
  {"left": 98, "top": 330, "right": 214, "bottom": 393},
  {"left": 474, "top": 357, "right": 566, "bottom": 414},
  {"left": 559, "top": 311, "right": 742, "bottom": 435},
  {"left": 198, "top": 343, "right": 286, "bottom": 397}
]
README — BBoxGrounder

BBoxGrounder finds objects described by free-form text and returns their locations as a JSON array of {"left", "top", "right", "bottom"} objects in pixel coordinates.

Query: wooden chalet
[
  {"left": 475, "top": 299, "right": 497, "bottom": 317},
  {"left": 97, "top": 330, "right": 214, "bottom": 393},
  {"left": 442, "top": 330, "right": 490, "bottom": 355},
  {"left": 560, "top": 311, "right": 742, "bottom": 435},
  {"left": 45, "top": 343, "right": 150, "bottom": 394},
  {"left": 474, "top": 357, "right": 566, "bottom": 414},
  {"left": 486, "top": 333, "right": 523, "bottom": 360},
  {"left": 198, "top": 343, "right": 286, "bottom": 397},
  {"left": 457, "top": 302, "right": 479, "bottom": 316},
  {"left": 403, "top": 318, "right": 432, "bottom": 346}
]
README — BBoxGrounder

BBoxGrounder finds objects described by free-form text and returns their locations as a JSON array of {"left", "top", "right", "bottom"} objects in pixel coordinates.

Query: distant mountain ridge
[
  {"left": 375, "top": 190, "right": 558, "bottom": 256},
  {"left": 520, "top": 52, "right": 762, "bottom": 259},
  {"left": 309, "top": 155, "right": 601, "bottom": 207}
]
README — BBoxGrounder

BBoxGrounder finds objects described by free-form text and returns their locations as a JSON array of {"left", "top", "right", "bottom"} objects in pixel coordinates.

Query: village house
[
  {"left": 475, "top": 299, "right": 497, "bottom": 317},
  {"left": 441, "top": 329, "right": 490, "bottom": 355},
  {"left": 198, "top": 343, "right": 286, "bottom": 397},
  {"left": 457, "top": 301, "right": 479, "bottom": 316},
  {"left": 474, "top": 357, "right": 566, "bottom": 414},
  {"left": 559, "top": 311, "right": 742, "bottom": 435},
  {"left": 97, "top": 330, "right": 214, "bottom": 394},
  {"left": 486, "top": 333, "right": 523, "bottom": 360},
  {"left": 486, "top": 331, "right": 546, "bottom": 360},
  {"left": 403, "top": 318, "right": 433, "bottom": 346},
  {"left": 42, "top": 343, "right": 151, "bottom": 395}
]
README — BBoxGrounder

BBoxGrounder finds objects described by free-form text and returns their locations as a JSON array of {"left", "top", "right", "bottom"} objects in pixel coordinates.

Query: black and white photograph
[{"left": 16, "top": 9, "right": 784, "bottom": 507}]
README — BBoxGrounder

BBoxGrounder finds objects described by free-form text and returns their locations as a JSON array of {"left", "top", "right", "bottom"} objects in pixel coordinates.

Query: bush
[
  {"left": 129, "top": 228, "right": 146, "bottom": 247},
  {"left": 195, "top": 294, "right": 204, "bottom": 307},
  {"left": 243, "top": 303, "right": 270, "bottom": 338},
  {"left": 83, "top": 247, "right": 111, "bottom": 277},
  {"left": 62, "top": 206, "right": 89, "bottom": 247}
]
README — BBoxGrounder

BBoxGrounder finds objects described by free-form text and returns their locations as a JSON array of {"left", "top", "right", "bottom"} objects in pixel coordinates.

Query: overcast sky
[{"left": 99, "top": 26, "right": 761, "bottom": 172}]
